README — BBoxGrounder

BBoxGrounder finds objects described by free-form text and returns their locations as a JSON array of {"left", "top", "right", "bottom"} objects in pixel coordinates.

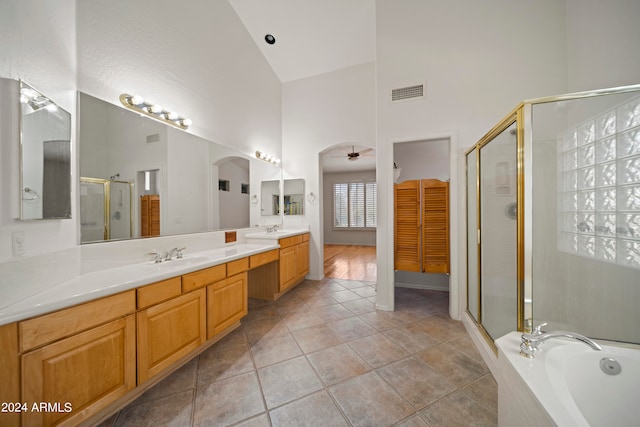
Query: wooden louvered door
[
  {"left": 422, "top": 179, "right": 449, "bottom": 273},
  {"left": 394, "top": 180, "right": 421, "bottom": 272},
  {"left": 140, "top": 195, "right": 160, "bottom": 237}
]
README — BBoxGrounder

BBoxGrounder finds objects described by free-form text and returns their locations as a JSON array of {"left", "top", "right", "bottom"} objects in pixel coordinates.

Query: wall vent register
[{"left": 391, "top": 84, "right": 425, "bottom": 102}]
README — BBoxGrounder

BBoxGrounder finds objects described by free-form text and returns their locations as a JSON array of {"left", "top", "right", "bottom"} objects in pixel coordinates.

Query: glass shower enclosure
[{"left": 466, "top": 84, "right": 640, "bottom": 348}]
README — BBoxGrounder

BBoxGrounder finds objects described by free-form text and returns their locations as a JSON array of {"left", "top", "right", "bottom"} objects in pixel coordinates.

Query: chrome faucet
[
  {"left": 520, "top": 323, "right": 602, "bottom": 358},
  {"left": 266, "top": 225, "right": 279, "bottom": 233},
  {"left": 164, "top": 247, "right": 186, "bottom": 261}
]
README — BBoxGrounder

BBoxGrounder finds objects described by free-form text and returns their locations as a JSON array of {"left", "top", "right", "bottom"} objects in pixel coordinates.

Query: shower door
[
  {"left": 109, "top": 181, "right": 133, "bottom": 240},
  {"left": 478, "top": 121, "right": 519, "bottom": 342},
  {"left": 466, "top": 148, "right": 479, "bottom": 322},
  {"left": 80, "top": 179, "right": 107, "bottom": 243}
]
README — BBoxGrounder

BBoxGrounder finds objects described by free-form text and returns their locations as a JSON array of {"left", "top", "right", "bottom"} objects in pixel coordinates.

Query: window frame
[{"left": 332, "top": 180, "right": 377, "bottom": 231}]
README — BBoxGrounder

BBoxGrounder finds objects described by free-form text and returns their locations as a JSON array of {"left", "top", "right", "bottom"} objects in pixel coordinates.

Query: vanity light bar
[
  {"left": 119, "top": 94, "right": 192, "bottom": 130},
  {"left": 255, "top": 150, "right": 281, "bottom": 165}
]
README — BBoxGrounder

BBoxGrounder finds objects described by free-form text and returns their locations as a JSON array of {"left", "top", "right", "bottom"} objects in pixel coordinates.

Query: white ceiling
[
  {"left": 321, "top": 144, "right": 376, "bottom": 173},
  {"left": 228, "top": 0, "right": 376, "bottom": 83},
  {"left": 228, "top": 0, "right": 377, "bottom": 173}
]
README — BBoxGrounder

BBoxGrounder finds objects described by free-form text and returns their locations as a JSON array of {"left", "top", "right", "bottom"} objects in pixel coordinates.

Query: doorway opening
[{"left": 320, "top": 143, "right": 376, "bottom": 282}]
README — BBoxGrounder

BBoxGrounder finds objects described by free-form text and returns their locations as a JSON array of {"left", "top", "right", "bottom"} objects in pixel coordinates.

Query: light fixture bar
[
  {"left": 119, "top": 93, "right": 192, "bottom": 130},
  {"left": 255, "top": 150, "right": 281, "bottom": 166}
]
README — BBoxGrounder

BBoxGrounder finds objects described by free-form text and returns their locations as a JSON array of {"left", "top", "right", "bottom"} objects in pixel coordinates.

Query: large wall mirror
[
  {"left": 20, "top": 80, "right": 72, "bottom": 220},
  {"left": 78, "top": 92, "right": 281, "bottom": 243}
]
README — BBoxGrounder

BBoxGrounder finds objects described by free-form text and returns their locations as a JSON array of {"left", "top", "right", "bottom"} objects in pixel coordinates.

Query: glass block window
[{"left": 558, "top": 95, "right": 640, "bottom": 269}]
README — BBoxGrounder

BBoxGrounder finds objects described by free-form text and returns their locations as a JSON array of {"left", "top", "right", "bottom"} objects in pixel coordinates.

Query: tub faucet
[{"left": 520, "top": 323, "right": 602, "bottom": 358}]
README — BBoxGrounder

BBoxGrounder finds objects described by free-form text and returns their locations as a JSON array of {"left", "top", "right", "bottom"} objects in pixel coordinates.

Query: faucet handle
[
  {"left": 532, "top": 322, "right": 548, "bottom": 336},
  {"left": 176, "top": 247, "right": 186, "bottom": 258},
  {"left": 148, "top": 251, "right": 163, "bottom": 263}
]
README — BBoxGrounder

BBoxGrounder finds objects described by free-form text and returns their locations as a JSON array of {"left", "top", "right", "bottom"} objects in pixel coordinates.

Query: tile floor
[{"left": 99, "top": 279, "right": 497, "bottom": 427}]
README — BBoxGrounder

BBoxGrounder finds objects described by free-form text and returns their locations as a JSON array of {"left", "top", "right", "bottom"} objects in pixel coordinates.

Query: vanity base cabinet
[
  {"left": 0, "top": 323, "right": 20, "bottom": 427},
  {"left": 137, "top": 289, "right": 206, "bottom": 384},
  {"left": 207, "top": 272, "right": 248, "bottom": 339},
  {"left": 295, "top": 240, "right": 310, "bottom": 282},
  {"left": 21, "top": 315, "right": 136, "bottom": 427},
  {"left": 279, "top": 246, "right": 297, "bottom": 292}
]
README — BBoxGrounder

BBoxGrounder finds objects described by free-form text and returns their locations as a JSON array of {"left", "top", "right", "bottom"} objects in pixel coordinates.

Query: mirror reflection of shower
[{"left": 80, "top": 176, "right": 133, "bottom": 243}]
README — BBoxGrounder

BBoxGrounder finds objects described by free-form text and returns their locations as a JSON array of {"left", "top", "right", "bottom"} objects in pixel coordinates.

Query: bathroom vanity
[{"left": 0, "top": 231, "right": 310, "bottom": 427}]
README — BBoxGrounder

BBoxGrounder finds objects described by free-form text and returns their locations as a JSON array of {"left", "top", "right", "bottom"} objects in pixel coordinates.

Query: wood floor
[{"left": 324, "top": 244, "right": 376, "bottom": 282}]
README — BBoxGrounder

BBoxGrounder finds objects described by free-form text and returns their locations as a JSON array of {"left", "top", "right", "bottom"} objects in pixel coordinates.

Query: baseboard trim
[{"left": 395, "top": 282, "right": 449, "bottom": 292}]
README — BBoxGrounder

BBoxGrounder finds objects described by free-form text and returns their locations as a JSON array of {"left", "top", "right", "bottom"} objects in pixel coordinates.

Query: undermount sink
[{"left": 154, "top": 256, "right": 209, "bottom": 268}]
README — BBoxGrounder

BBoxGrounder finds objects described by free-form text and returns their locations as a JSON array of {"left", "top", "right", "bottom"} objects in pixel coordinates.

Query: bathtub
[{"left": 496, "top": 331, "right": 640, "bottom": 427}]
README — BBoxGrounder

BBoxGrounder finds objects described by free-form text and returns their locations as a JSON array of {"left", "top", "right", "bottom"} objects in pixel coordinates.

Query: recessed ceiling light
[{"left": 264, "top": 34, "right": 276, "bottom": 45}]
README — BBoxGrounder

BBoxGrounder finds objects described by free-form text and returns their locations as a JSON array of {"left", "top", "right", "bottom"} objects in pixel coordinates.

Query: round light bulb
[
  {"left": 167, "top": 111, "right": 179, "bottom": 120},
  {"left": 181, "top": 118, "right": 192, "bottom": 127},
  {"left": 130, "top": 95, "right": 144, "bottom": 105},
  {"left": 150, "top": 104, "right": 163, "bottom": 114}
]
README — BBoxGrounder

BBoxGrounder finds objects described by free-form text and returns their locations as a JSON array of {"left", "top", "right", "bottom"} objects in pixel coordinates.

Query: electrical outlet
[{"left": 12, "top": 231, "right": 25, "bottom": 256}]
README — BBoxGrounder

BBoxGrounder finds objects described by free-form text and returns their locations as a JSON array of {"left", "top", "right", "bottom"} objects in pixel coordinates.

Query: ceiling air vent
[{"left": 391, "top": 84, "right": 425, "bottom": 102}]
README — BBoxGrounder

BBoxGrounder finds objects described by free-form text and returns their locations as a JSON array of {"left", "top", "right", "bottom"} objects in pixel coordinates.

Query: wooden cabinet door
[
  {"left": 21, "top": 316, "right": 136, "bottom": 427},
  {"left": 394, "top": 180, "right": 421, "bottom": 272},
  {"left": 207, "top": 272, "right": 248, "bottom": 339},
  {"left": 279, "top": 246, "right": 296, "bottom": 291},
  {"left": 137, "top": 289, "right": 206, "bottom": 383},
  {"left": 422, "top": 179, "right": 449, "bottom": 273},
  {"left": 295, "top": 241, "right": 310, "bottom": 280}
]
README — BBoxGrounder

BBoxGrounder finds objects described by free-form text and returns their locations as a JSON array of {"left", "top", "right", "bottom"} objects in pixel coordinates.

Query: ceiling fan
[{"left": 333, "top": 145, "right": 374, "bottom": 161}]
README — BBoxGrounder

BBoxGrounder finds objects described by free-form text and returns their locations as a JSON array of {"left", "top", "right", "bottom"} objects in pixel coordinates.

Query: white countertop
[
  {"left": 245, "top": 228, "right": 309, "bottom": 240},
  {"left": 0, "top": 242, "right": 278, "bottom": 325}
]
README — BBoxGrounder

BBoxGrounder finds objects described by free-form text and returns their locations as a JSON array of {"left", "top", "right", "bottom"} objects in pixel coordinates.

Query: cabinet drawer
[
  {"left": 227, "top": 257, "right": 248, "bottom": 276},
  {"left": 249, "top": 249, "right": 279, "bottom": 269},
  {"left": 19, "top": 290, "right": 136, "bottom": 352},
  {"left": 279, "top": 235, "right": 303, "bottom": 248},
  {"left": 301, "top": 233, "right": 310, "bottom": 242},
  {"left": 182, "top": 264, "right": 226, "bottom": 292},
  {"left": 137, "top": 277, "right": 182, "bottom": 309}
]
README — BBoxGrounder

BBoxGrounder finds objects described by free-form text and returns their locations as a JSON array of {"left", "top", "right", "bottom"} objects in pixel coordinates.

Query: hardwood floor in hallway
[{"left": 324, "top": 245, "right": 376, "bottom": 282}]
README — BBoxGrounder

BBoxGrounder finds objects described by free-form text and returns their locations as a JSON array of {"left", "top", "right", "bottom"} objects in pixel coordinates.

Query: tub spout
[{"left": 520, "top": 330, "right": 602, "bottom": 358}]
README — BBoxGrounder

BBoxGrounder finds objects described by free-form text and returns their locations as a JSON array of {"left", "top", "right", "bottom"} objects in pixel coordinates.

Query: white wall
[
  {"left": 0, "top": 1, "right": 77, "bottom": 261},
  {"left": 282, "top": 62, "right": 376, "bottom": 279},
  {"left": 323, "top": 170, "right": 376, "bottom": 246},
  {"left": 566, "top": 0, "right": 640, "bottom": 92},
  {"left": 376, "top": 0, "right": 569, "bottom": 313}
]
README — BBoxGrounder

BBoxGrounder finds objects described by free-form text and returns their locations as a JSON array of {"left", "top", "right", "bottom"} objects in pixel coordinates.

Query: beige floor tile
[
  {"left": 257, "top": 356, "right": 323, "bottom": 409},
  {"left": 281, "top": 310, "right": 324, "bottom": 331},
  {"left": 395, "top": 414, "right": 431, "bottom": 427},
  {"left": 330, "top": 371, "right": 414, "bottom": 427},
  {"left": 418, "top": 391, "right": 498, "bottom": 427},
  {"left": 458, "top": 373, "right": 498, "bottom": 412},
  {"left": 193, "top": 371, "right": 265, "bottom": 426},
  {"left": 197, "top": 340, "right": 254, "bottom": 385},
  {"left": 291, "top": 324, "right": 343, "bottom": 354},
  {"left": 377, "top": 357, "right": 456, "bottom": 410},
  {"left": 115, "top": 389, "right": 194, "bottom": 427},
  {"left": 268, "top": 390, "right": 349, "bottom": 426},
  {"left": 233, "top": 413, "right": 271, "bottom": 427},
  {"left": 348, "top": 333, "right": 409, "bottom": 368},
  {"left": 306, "top": 343, "right": 371, "bottom": 386},
  {"left": 135, "top": 359, "right": 197, "bottom": 403},
  {"left": 244, "top": 302, "right": 281, "bottom": 322},
  {"left": 359, "top": 310, "right": 408, "bottom": 331},
  {"left": 413, "top": 316, "right": 465, "bottom": 342},
  {"left": 341, "top": 298, "right": 376, "bottom": 315},
  {"left": 383, "top": 323, "right": 441, "bottom": 354},
  {"left": 317, "top": 282, "right": 348, "bottom": 293},
  {"left": 298, "top": 292, "right": 339, "bottom": 307},
  {"left": 415, "top": 344, "right": 489, "bottom": 387},
  {"left": 250, "top": 333, "right": 302, "bottom": 369},
  {"left": 329, "top": 289, "right": 361, "bottom": 303},
  {"left": 311, "top": 303, "right": 355, "bottom": 322},
  {"left": 351, "top": 286, "right": 377, "bottom": 298},
  {"left": 244, "top": 317, "right": 290, "bottom": 344},
  {"left": 328, "top": 316, "right": 377, "bottom": 341}
]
